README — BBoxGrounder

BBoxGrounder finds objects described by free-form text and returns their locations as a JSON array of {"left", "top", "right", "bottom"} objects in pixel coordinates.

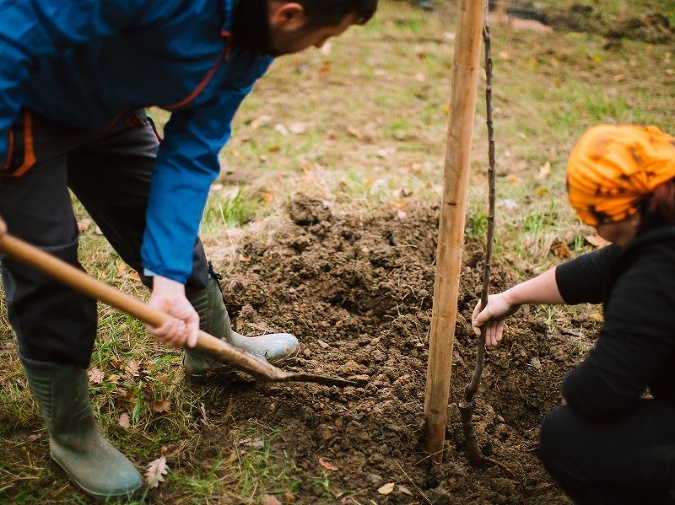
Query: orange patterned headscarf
[{"left": 566, "top": 124, "right": 675, "bottom": 226}]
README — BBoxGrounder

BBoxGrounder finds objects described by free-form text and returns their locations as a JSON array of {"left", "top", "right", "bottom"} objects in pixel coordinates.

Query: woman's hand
[
  {"left": 471, "top": 267, "right": 565, "bottom": 346},
  {"left": 471, "top": 293, "right": 521, "bottom": 346},
  {"left": 146, "top": 275, "right": 199, "bottom": 349}
]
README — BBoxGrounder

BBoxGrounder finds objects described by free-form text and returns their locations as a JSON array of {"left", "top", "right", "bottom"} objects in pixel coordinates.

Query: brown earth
[
  {"left": 500, "top": 1, "right": 674, "bottom": 44},
  {"left": 163, "top": 195, "right": 602, "bottom": 504}
]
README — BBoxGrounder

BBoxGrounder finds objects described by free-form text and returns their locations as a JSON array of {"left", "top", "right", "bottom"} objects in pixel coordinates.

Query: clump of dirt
[
  {"left": 542, "top": 3, "right": 674, "bottom": 44},
  {"left": 198, "top": 195, "right": 600, "bottom": 504},
  {"left": 607, "top": 12, "right": 675, "bottom": 44},
  {"left": 491, "top": 1, "right": 675, "bottom": 44}
]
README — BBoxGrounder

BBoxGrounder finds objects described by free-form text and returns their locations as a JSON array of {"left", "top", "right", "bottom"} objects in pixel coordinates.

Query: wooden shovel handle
[
  {"left": 0, "top": 234, "right": 287, "bottom": 380},
  {"left": 1, "top": 235, "right": 168, "bottom": 327}
]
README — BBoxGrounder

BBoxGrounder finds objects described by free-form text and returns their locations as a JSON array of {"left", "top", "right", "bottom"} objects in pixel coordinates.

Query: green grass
[
  {"left": 0, "top": 0, "right": 673, "bottom": 502},
  {"left": 235, "top": 428, "right": 301, "bottom": 499},
  {"left": 202, "top": 186, "right": 257, "bottom": 232}
]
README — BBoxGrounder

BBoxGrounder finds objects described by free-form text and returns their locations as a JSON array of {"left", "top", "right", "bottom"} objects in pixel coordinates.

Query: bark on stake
[
  {"left": 458, "top": 5, "right": 496, "bottom": 469},
  {"left": 424, "top": 0, "right": 485, "bottom": 463}
]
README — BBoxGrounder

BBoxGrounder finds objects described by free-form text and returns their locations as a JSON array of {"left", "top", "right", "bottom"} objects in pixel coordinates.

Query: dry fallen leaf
[
  {"left": 145, "top": 456, "right": 169, "bottom": 488},
  {"left": 87, "top": 367, "right": 104, "bottom": 384},
  {"left": 119, "top": 412, "right": 130, "bottom": 429},
  {"left": 585, "top": 234, "right": 610, "bottom": 249},
  {"left": 549, "top": 238, "right": 571, "bottom": 259},
  {"left": 125, "top": 361, "right": 140, "bottom": 377},
  {"left": 498, "top": 198, "right": 519, "bottom": 211},
  {"left": 288, "top": 122, "right": 306, "bottom": 135},
  {"left": 378, "top": 482, "right": 395, "bottom": 495},
  {"left": 261, "top": 494, "right": 282, "bottom": 505},
  {"left": 250, "top": 114, "right": 272, "bottom": 130},
  {"left": 347, "top": 126, "right": 364, "bottom": 140},
  {"left": 399, "top": 485, "right": 413, "bottom": 496},
  {"left": 77, "top": 218, "right": 92, "bottom": 232},
  {"left": 376, "top": 147, "right": 396, "bottom": 159},
  {"left": 152, "top": 399, "right": 171, "bottom": 413},
  {"left": 318, "top": 42, "right": 332, "bottom": 56},
  {"left": 318, "top": 457, "right": 338, "bottom": 471}
]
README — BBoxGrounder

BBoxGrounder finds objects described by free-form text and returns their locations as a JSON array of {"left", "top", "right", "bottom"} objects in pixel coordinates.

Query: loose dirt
[{"left": 187, "top": 195, "right": 601, "bottom": 504}]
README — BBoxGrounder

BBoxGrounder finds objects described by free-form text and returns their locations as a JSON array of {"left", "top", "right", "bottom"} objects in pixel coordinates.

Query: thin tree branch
[{"left": 458, "top": 0, "right": 496, "bottom": 469}]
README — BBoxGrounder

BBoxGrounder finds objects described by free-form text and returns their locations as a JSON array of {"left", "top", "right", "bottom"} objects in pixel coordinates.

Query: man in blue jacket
[{"left": 0, "top": 0, "right": 377, "bottom": 498}]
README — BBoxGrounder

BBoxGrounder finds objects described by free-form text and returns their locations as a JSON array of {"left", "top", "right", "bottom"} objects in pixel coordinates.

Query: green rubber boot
[
  {"left": 184, "top": 278, "right": 299, "bottom": 378},
  {"left": 24, "top": 365, "right": 143, "bottom": 500}
]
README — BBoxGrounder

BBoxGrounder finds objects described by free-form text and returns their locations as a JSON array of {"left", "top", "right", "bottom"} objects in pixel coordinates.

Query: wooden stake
[{"left": 424, "top": 0, "right": 485, "bottom": 463}]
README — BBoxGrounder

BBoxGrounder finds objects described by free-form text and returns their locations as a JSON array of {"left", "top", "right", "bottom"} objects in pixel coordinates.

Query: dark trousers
[
  {"left": 0, "top": 109, "right": 210, "bottom": 370},
  {"left": 540, "top": 401, "right": 675, "bottom": 505}
]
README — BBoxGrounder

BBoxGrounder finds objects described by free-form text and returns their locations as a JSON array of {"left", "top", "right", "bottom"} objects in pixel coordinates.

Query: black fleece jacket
[{"left": 554, "top": 224, "right": 675, "bottom": 422}]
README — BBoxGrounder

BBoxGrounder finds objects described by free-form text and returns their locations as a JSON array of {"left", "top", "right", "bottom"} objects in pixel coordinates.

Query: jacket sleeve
[
  {"left": 0, "top": 0, "right": 181, "bottom": 161},
  {"left": 560, "top": 244, "right": 675, "bottom": 421},
  {"left": 140, "top": 80, "right": 263, "bottom": 283},
  {"left": 555, "top": 245, "right": 622, "bottom": 304}
]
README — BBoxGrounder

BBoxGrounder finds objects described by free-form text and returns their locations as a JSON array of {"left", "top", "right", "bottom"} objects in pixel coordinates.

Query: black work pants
[
  {"left": 540, "top": 401, "right": 675, "bottom": 505},
  {"left": 0, "top": 109, "right": 210, "bottom": 370}
]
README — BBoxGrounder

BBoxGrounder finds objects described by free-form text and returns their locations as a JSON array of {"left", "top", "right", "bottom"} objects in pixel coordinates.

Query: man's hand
[
  {"left": 146, "top": 276, "right": 199, "bottom": 349},
  {"left": 471, "top": 293, "right": 521, "bottom": 347}
]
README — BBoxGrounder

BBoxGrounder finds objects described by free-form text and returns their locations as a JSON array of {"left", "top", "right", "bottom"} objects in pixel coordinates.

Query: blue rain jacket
[{"left": 0, "top": 0, "right": 273, "bottom": 283}]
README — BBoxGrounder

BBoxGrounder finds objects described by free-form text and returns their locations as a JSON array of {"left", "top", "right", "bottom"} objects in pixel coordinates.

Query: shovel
[{"left": 0, "top": 234, "right": 356, "bottom": 387}]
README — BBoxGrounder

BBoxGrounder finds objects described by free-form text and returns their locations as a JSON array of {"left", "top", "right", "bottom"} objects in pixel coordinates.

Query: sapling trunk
[{"left": 458, "top": 3, "right": 496, "bottom": 469}]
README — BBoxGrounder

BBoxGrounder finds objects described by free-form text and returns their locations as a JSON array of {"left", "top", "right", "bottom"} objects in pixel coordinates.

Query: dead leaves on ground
[
  {"left": 378, "top": 482, "right": 395, "bottom": 495},
  {"left": 87, "top": 367, "right": 105, "bottom": 384},
  {"left": 314, "top": 457, "right": 414, "bottom": 498},
  {"left": 116, "top": 261, "right": 141, "bottom": 281},
  {"left": 550, "top": 231, "right": 608, "bottom": 260},
  {"left": 118, "top": 412, "right": 131, "bottom": 429},
  {"left": 261, "top": 495, "right": 283, "bottom": 505},
  {"left": 87, "top": 360, "right": 175, "bottom": 431},
  {"left": 584, "top": 234, "right": 610, "bottom": 249},
  {"left": 377, "top": 481, "right": 413, "bottom": 496},
  {"left": 145, "top": 456, "right": 169, "bottom": 488},
  {"left": 318, "top": 457, "right": 338, "bottom": 472},
  {"left": 549, "top": 237, "right": 571, "bottom": 259}
]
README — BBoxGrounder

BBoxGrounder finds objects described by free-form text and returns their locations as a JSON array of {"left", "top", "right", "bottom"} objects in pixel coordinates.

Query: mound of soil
[
  {"left": 491, "top": 2, "right": 674, "bottom": 44},
  {"left": 543, "top": 4, "right": 674, "bottom": 44},
  {"left": 193, "top": 196, "right": 600, "bottom": 504}
]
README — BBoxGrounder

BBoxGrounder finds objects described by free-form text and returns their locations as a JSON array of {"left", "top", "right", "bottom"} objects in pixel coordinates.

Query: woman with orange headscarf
[{"left": 472, "top": 124, "right": 675, "bottom": 504}]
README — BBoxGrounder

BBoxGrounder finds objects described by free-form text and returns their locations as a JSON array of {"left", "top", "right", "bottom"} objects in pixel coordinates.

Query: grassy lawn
[{"left": 0, "top": 0, "right": 673, "bottom": 503}]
